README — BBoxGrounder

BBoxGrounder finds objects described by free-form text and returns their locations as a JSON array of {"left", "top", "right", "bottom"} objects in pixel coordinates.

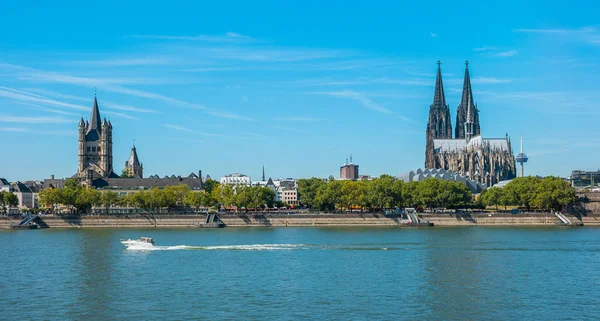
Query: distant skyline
[{"left": 2, "top": 0, "right": 600, "bottom": 181}]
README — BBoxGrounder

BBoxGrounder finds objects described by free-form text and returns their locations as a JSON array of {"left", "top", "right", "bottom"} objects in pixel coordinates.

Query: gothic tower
[
  {"left": 124, "top": 144, "right": 143, "bottom": 178},
  {"left": 425, "top": 61, "right": 453, "bottom": 168},
  {"left": 77, "top": 96, "right": 115, "bottom": 178},
  {"left": 455, "top": 61, "right": 481, "bottom": 139}
]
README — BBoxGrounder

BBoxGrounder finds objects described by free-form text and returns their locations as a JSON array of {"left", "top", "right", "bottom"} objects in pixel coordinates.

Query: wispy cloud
[
  {"left": 312, "top": 90, "right": 392, "bottom": 114},
  {"left": 271, "top": 125, "right": 314, "bottom": 135},
  {"left": 273, "top": 116, "right": 326, "bottom": 122},
  {"left": 1, "top": 63, "right": 250, "bottom": 120},
  {"left": 68, "top": 57, "right": 174, "bottom": 67},
  {"left": 0, "top": 127, "right": 75, "bottom": 136},
  {"left": 471, "top": 77, "right": 512, "bottom": 84},
  {"left": 397, "top": 115, "right": 417, "bottom": 124},
  {"left": 128, "top": 32, "right": 260, "bottom": 43},
  {"left": 23, "top": 88, "right": 90, "bottom": 102},
  {"left": 0, "top": 115, "right": 72, "bottom": 124},
  {"left": 293, "top": 77, "right": 430, "bottom": 87},
  {"left": 494, "top": 50, "right": 518, "bottom": 57},
  {"left": 0, "top": 127, "right": 31, "bottom": 132},
  {"left": 206, "top": 110, "right": 255, "bottom": 121},
  {"left": 0, "top": 86, "right": 88, "bottom": 111},
  {"left": 163, "top": 124, "right": 228, "bottom": 137},
  {"left": 430, "top": 33, "right": 438, "bottom": 38},
  {"left": 23, "top": 88, "right": 156, "bottom": 114},
  {"left": 473, "top": 46, "right": 497, "bottom": 52},
  {"left": 513, "top": 26, "right": 600, "bottom": 44},
  {"left": 103, "top": 111, "right": 138, "bottom": 120},
  {"left": 513, "top": 26, "right": 598, "bottom": 34}
]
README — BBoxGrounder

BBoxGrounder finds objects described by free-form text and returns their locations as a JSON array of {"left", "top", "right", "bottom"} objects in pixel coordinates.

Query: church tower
[
  {"left": 77, "top": 96, "right": 116, "bottom": 179},
  {"left": 455, "top": 61, "right": 481, "bottom": 139},
  {"left": 425, "top": 61, "right": 453, "bottom": 168},
  {"left": 124, "top": 144, "right": 143, "bottom": 178}
]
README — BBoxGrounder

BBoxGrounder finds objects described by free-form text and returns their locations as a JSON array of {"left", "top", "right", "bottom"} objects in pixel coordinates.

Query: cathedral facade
[{"left": 425, "top": 61, "right": 516, "bottom": 186}]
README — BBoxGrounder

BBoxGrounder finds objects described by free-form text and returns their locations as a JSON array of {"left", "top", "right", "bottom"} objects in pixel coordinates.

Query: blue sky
[{"left": 1, "top": 0, "right": 600, "bottom": 181}]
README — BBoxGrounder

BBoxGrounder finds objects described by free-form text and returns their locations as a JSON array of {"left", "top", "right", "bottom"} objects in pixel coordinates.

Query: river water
[{"left": 2, "top": 227, "right": 599, "bottom": 320}]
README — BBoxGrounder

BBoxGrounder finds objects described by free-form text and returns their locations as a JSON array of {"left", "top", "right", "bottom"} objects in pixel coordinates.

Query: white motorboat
[{"left": 120, "top": 237, "right": 156, "bottom": 249}]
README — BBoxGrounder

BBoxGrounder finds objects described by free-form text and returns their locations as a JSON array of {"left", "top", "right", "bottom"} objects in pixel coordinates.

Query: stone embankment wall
[
  {"left": 578, "top": 192, "right": 600, "bottom": 213},
  {"left": 2, "top": 213, "right": 600, "bottom": 229}
]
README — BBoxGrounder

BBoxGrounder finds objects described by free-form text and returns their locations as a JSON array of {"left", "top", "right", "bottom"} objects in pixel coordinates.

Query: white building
[
  {"left": 12, "top": 182, "right": 38, "bottom": 209},
  {"left": 220, "top": 173, "right": 252, "bottom": 186},
  {"left": 254, "top": 178, "right": 298, "bottom": 206}
]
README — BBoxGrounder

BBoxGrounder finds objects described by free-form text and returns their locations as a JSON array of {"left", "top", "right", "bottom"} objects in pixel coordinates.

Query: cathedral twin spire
[{"left": 427, "top": 60, "right": 481, "bottom": 140}]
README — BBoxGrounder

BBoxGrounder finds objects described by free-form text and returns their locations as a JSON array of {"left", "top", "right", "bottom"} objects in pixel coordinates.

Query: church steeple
[
  {"left": 124, "top": 143, "right": 143, "bottom": 178},
  {"left": 88, "top": 96, "right": 102, "bottom": 133},
  {"left": 425, "top": 60, "right": 453, "bottom": 168},
  {"left": 432, "top": 60, "right": 447, "bottom": 109},
  {"left": 456, "top": 60, "right": 481, "bottom": 139}
]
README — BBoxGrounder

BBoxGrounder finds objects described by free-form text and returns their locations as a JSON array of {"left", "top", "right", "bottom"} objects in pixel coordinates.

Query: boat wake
[{"left": 124, "top": 243, "right": 403, "bottom": 251}]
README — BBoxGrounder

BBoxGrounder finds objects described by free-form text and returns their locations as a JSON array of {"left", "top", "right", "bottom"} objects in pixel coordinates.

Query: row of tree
[
  {"left": 298, "top": 175, "right": 473, "bottom": 211},
  {"left": 38, "top": 178, "right": 277, "bottom": 214},
  {"left": 479, "top": 176, "right": 575, "bottom": 211},
  {"left": 35, "top": 176, "right": 576, "bottom": 214}
]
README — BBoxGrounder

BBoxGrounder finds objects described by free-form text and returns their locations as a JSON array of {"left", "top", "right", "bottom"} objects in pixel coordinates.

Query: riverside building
[{"left": 340, "top": 156, "right": 359, "bottom": 180}]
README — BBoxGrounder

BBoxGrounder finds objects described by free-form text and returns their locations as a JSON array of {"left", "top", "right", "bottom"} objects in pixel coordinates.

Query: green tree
[
  {"left": 340, "top": 180, "right": 368, "bottom": 210},
  {"left": 120, "top": 169, "right": 134, "bottom": 178},
  {"left": 164, "top": 184, "right": 191, "bottom": 207},
  {"left": 253, "top": 186, "right": 275, "bottom": 209},
  {"left": 61, "top": 178, "right": 81, "bottom": 212},
  {"left": 402, "top": 181, "right": 420, "bottom": 208},
  {"left": 314, "top": 180, "right": 342, "bottom": 212},
  {"left": 100, "top": 191, "right": 119, "bottom": 214},
  {"left": 214, "top": 184, "right": 235, "bottom": 208},
  {"left": 481, "top": 187, "right": 503, "bottom": 210},
  {"left": 203, "top": 179, "right": 219, "bottom": 194},
  {"left": 367, "top": 175, "right": 397, "bottom": 210},
  {"left": 417, "top": 178, "right": 442, "bottom": 209},
  {"left": 184, "top": 191, "right": 206, "bottom": 212},
  {"left": 503, "top": 176, "right": 540, "bottom": 210},
  {"left": 76, "top": 187, "right": 101, "bottom": 214},
  {"left": 38, "top": 188, "right": 63, "bottom": 213},
  {"left": 532, "top": 177, "right": 575, "bottom": 211},
  {"left": 0, "top": 191, "right": 19, "bottom": 213},
  {"left": 297, "top": 178, "right": 326, "bottom": 209}
]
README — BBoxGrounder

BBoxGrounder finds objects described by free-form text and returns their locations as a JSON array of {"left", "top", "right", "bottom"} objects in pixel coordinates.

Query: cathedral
[{"left": 425, "top": 61, "right": 516, "bottom": 186}]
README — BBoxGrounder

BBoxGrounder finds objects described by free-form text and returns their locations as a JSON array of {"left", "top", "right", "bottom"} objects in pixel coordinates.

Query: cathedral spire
[
  {"left": 455, "top": 60, "right": 480, "bottom": 139},
  {"left": 464, "top": 90, "right": 474, "bottom": 142},
  {"left": 432, "top": 60, "right": 447, "bottom": 108},
  {"left": 88, "top": 96, "right": 102, "bottom": 132},
  {"left": 460, "top": 60, "right": 475, "bottom": 116}
]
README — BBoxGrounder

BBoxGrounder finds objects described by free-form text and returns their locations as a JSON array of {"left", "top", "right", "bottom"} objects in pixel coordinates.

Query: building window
[
  {"left": 98, "top": 147, "right": 101, "bottom": 153},
  {"left": 92, "top": 146, "right": 96, "bottom": 152},
  {"left": 87, "top": 146, "right": 91, "bottom": 152}
]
